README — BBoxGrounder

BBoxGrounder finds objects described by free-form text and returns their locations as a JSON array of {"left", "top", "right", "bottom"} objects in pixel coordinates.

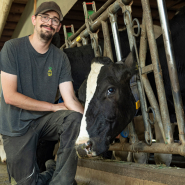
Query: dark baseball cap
[{"left": 35, "top": 1, "right": 63, "bottom": 21}]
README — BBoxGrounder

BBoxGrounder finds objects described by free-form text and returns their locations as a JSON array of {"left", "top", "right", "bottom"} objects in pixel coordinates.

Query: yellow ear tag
[
  {"left": 76, "top": 36, "right": 81, "bottom": 42},
  {"left": 136, "top": 100, "right": 140, "bottom": 109}
]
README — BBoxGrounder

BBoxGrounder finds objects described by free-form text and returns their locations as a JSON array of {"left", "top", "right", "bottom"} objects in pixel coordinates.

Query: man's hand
[{"left": 52, "top": 102, "right": 68, "bottom": 112}]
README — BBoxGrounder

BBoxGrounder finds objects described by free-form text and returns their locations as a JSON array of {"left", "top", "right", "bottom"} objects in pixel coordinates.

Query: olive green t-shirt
[{"left": 0, "top": 36, "right": 73, "bottom": 136}]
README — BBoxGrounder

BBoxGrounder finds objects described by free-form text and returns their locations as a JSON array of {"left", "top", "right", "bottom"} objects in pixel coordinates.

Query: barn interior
[
  {"left": 1, "top": 0, "right": 185, "bottom": 184},
  {"left": 0, "top": 0, "right": 185, "bottom": 50}
]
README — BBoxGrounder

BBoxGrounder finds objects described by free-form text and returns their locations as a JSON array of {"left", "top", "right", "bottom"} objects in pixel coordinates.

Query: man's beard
[{"left": 40, "top": 25, "right": 55, "bottom": 41}]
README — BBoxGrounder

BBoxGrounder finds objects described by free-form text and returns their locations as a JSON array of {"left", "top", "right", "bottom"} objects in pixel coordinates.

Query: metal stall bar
[
  {"left": 109, "top": 142, "right": 185, "bottom": 156},
  {"left": 122, "top": 5, "right": 153, "bottom": 145},
  {"left": 63, "top": 0, "right": 133, "bottom": 49},
  {"left": 61, "top": 0, "right": 116, "bottom": 49},
  {"left": 101, "top": 21, "right": 114, "bottom": 61},
  {"left": 141, "top": 0, "right": 173, "bottom": 144},
  {"left": 109, "top": 13, "right": 123, "bottom": 62},
  {"left": 156, "top": 0, "right": 185, "bottom": 145},
  {"left": 139, "top": 16, "right": 166, "bottom": 143}
]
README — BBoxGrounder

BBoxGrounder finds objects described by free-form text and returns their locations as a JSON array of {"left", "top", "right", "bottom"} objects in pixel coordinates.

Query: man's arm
[
  {"left": 1, "top": 71, "right": 67, "bottom": 112},
  {"left": 59, "top": 81, "right": 84, "bottom": 114}
]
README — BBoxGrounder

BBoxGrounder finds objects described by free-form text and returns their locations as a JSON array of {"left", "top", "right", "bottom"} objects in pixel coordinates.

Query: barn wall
[{"left": 12, "top": 0, "right": 77, "bottom": 39}]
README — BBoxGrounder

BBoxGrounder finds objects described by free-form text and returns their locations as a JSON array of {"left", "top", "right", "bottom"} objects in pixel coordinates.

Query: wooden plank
[
  {"left": 13, "top": 0, "right": 28, "bottom": 4},
  {"left": 0, "top": 42, "right": 5, "bottom": 47},
  {"left": 6, "top": 13, "right": 21, "bottom": 22},
  {"left": 9, "top": 3, "right": 25, "bottom": 14},
  {"left": 4, "top": 22, "right": 17, "bottom": 30},
  {"left": 1, "top": 29, "right": 14, "bottom": 36},
  {"left": 0, "top": 36, "right": 11, "bottom": 42},
  {"left": 171, "top": 2, "right": 185, "bottom": 10}
]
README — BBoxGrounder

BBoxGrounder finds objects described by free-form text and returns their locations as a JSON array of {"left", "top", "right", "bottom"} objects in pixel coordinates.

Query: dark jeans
[{"left": 2, "top": 110, "right": 82, "bottom": 185}]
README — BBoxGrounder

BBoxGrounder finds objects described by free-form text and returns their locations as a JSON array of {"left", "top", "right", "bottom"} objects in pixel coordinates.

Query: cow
[{"left": 74, "top": 54, "right": 137, "bottom": 157}]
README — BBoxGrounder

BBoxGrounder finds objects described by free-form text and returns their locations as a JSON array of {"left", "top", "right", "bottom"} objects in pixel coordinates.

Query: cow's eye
[{"left": 107, "top": 87, "right": 116, "bottom": 95}]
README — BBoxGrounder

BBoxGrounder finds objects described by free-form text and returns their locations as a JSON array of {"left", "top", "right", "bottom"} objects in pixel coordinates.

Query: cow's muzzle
[{"left": 75, "top": 141, "right": 96, "bottom": 158}]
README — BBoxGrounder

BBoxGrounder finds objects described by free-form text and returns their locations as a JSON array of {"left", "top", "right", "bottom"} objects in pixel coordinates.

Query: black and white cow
[{"left": 75, "top": 55, "right": 137, "bottom": 156}]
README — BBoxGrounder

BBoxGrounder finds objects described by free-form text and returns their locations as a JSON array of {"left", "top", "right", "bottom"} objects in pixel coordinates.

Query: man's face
[{"left": 32, "top": 11, "right": 61, "bottom": 42}]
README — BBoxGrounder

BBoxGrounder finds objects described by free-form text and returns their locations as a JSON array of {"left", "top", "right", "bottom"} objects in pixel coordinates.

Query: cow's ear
[
  {"left": 78, "top": 79, "right": 87, "bottom": 103},
  {"left": 125, "top": 47, "right": 138, "bottom": 76},
  {"left": 122, "top": 70, "right": 132, "bottom": 82}
]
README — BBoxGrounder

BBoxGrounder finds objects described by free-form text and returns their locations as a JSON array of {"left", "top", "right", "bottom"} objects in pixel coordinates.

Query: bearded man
[{"left": 0, "top": 1, "right": 83, "bottom": 185}]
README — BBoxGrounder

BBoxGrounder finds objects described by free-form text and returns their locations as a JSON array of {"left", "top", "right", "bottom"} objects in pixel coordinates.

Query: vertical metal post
[
  {"left": 101, "top": 21, "right": 114, "bottom": 62},
  {"left": 156, "top": 0, "right": 185, "bottom": 145},
  {"left": 139, "top": 15, "right": 166, "bottom": 143},
  {"left": 109, "top": 13, "right": 123, "bottom": 62},
  {"left": 81, "top": 37, "right": 88, "bottom": 45},
  {"left": 124, "top": 10, "right": 153, "bottom": 145},
  {"left": 141, "top": 0, "right": 173, "bottom": 144}
]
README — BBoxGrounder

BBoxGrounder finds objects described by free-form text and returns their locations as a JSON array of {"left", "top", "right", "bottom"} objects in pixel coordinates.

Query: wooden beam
[
  {"left": 0, "top": 42, "right": 5, "bottom": 47},
  {"left": 7, "top": 13, "right": 21, "bottom": 22},
  {"left": 13, "top": 0, "right": 28, "bottom": 4},
  {"left": 0, "top": 36, "right": 11, "bottom": 42},
  {"left": 4, "top": 22, "right": 17, "bottom": 30},
  {"left": 10, "top": 3, "right": 25, "bottom": 14},
  {"left": 172, "top": 2, "right": 185, "bottom": 10},
  {"left": 1, "top": 29, "right": 14, "bottom": 36}
]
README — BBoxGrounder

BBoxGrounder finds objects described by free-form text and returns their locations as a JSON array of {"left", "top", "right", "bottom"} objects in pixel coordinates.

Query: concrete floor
[{"left": 0, "top": 162, "right": 10, "bottom": 185}]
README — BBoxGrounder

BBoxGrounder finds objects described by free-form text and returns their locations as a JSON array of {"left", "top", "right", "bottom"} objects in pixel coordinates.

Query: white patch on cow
[
  {"left": 76, "top": 62, "right": 104, "bottom": 144},
  {"left": 0, "top": 134, "right": 6, "bottom": 163}
]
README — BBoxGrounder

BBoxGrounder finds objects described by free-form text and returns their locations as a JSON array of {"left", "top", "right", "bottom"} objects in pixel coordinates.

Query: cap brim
[{"left": 36, "top": 9, "right": 63, "bottom": 21}]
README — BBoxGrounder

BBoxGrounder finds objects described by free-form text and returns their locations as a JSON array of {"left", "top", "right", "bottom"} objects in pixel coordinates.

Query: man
[{"left": 0, "top": 1, "right": 83, "bottom": 185}]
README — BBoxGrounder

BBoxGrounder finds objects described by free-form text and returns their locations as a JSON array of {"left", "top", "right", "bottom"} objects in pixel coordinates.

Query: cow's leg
[{"left": 154, "top": 122, "right": 175, "bottom": 166}]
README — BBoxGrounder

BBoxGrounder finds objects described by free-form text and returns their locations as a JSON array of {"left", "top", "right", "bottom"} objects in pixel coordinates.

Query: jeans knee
[{"left": 69, "top": 112, "right": 83, "bottom": 124}]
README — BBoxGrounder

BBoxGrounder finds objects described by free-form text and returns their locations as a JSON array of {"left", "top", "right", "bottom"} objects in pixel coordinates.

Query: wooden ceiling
[{"left": 0, "top": 0, "right": 185, "bottom": 51}]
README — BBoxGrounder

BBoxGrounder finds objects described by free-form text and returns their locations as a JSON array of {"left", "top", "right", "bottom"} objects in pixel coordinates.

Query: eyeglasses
[{"left": 37, "top": 14, "right": 60, "bottom": 26}]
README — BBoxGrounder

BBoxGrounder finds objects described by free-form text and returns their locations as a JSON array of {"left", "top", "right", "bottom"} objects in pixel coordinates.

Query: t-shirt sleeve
[
  {"left": 59, "top": 52, "right": 73, "bottom": 84},
  {"left": 0, "top": 41, "right": 17, "bottom": 75}
]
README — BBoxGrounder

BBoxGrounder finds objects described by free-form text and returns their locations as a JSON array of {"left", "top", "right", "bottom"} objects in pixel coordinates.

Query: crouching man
[{"left": 0, "top": 1, "right": 83, "bottom": 185}]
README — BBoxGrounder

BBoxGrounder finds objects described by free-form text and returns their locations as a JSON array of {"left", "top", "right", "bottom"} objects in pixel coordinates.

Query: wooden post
[{"left": 34, "top": 0, "right": 37, "bottom": 14}]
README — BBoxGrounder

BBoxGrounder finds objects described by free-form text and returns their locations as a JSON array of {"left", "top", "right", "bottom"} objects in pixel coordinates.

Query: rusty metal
[
  {"left": 156, "top": 0, "right": 185, "bottom": 145},
  {"left": 62, "top": 0, "right": 132, "bottom": 49},
  {"left": 141, "top": 64, "right": 153, "bottom": 74},
  {"left": 109, "top": 142, "right": 185, "bottom": 156},
  {"left": 141, "top": 0, "right": 173, "bottom": 144},
  {"left": 83, "top": 1, "right": 101, "bottom": 57},
  {"left": 81, "top": 37, "right": 88, "bottom": 45},
  {"left": 123, "top": 8, "right": 153, "bottom": 145},
  {"left": 101, "top": 21, "right": 114, "bottom": 62},
  {"left": 139, "top": 15, "right": 167, "bottom": 143},
  {"left": 128, "top": 121, "right": 139, "bottom": 144},
  {"left": 61, "top": 0, "right": 116, "bottom": 49},
  {"left": 63, "top": 25, "right": 75, "bottom": 48}
]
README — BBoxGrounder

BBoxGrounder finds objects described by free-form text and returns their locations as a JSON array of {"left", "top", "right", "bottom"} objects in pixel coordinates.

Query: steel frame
[{"left": 61, "top": 0, "right": 185, "bottom": 156}]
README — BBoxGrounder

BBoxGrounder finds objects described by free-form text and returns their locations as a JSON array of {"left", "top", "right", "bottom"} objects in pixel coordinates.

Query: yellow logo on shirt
[{"left": 48, "top": 67, "right": 52, "bottom": 76}]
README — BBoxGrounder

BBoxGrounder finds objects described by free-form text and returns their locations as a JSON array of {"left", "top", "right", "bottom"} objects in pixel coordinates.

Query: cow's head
[{"left": 76, "top": 51, "right": 137, "bottom": 157}]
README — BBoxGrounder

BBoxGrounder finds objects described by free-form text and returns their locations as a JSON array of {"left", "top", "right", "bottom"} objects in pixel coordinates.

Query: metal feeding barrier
[{"left": 61, "top": 0, "right": 185, "bottom": 156}]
